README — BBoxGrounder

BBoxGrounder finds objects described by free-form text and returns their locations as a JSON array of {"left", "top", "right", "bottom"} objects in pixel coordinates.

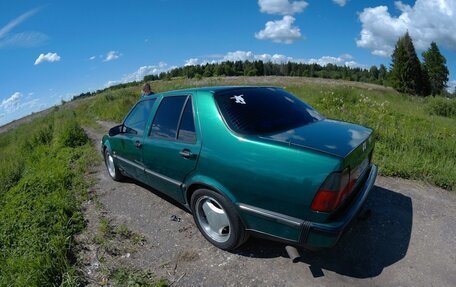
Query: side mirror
[{"left": 108, "top": 124, "right": 124, "bottom": 136}]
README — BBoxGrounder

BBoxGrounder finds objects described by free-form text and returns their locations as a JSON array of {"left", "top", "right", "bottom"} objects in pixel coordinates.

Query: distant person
[{"left": 141, "top": 83, "right": 154, "bottom": 97}]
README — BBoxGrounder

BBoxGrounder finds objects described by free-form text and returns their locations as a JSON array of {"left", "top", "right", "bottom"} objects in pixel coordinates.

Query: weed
[
  {"left": 426, "top": 96, "right": 456, "bottom": 118},
  {"left": 110, "top": 267, "right": 168, "bottom": 287},
  {"left": 115, "top": 224, "right": 131, "bottom": 239},
  {"left": 0, "top": 110, "right": 93, "bottom": 286}
]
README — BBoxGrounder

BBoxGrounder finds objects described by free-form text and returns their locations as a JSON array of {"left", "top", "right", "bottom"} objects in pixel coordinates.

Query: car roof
[{"left": 142, "top": 86, "right": 281, "bottom": 99}]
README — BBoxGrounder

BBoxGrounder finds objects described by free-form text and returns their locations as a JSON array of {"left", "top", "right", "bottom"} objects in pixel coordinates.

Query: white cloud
[
  {"left": 89, "top": 56, "right": 96, "bottom": 60},
  {"left": 0, "top": 8, "right": 38, "bottom": 38},
  {"left": 189, "top": 50, "right": 293, "bottom": 64},
  {"left": 447, "top": 80, "right": 456, "bottom": 93},
  {"left": 185, "top": 58, "right": 199, "bottom": 66},
  {"left": 357, "top": 0, "right": 456, "bottom": 57},
  {"left": 105, "top": 81, "right": 120, "bottom": 88},
  {"left": 184, "top": 51, "right": 364, "bottom": 68},
  {"left": 226, "top": 51, "right": 294, "bottom": 64},
  {"left": 21, "top": 99, "right": 40, "bottom": 109},
  {"left": 333, "top": 0, "right": 347, "bottom": 7},
  {"left": 258, "top": 0, "right": 308, "bottom": 15},
  {"left": 123, "top": 63, "right": 169, "bottom": 82},
  {"left": 307, "top": 54, "right": 365, "bottom": 68},
  {"left": 0, "top": 8, "right": 48, "bottom": 48},
  {"left": 0, "top": 32, "right": 48, "bottom": 48},
  {"left": 0, "top": 92, "right": 22, "bottom": 112},
  {"left": 105, "top": 62, "right": 172, "bottom": 87},
  {"left": 255, "top": 15, "right": 302, "bottom": 44},
  {"left": 340, "top": 53, "right": 353, "bottom": 60},
  {"left": 222, "top": 51, "right": 255, "bottom": 62},
  {"left": 104, "top": 51, "right": 121, "bottom": 62},
  {"left": 34, "top": 52, "right": 61, "bottom": 65}
]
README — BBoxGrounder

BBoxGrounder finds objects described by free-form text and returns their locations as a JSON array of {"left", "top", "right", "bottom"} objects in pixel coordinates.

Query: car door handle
[
  {"left": 135, "top": 140, "right": 142, "bottom": 148},
  {"left": 179, "top": 149, "right": 195, "bottom": 159}
]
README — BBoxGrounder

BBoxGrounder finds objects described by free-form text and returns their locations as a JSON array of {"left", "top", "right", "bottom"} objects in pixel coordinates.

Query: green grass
[
  {"left": 0, "top": 110, "right": 96, "bottom": 286},
  {"left": 73, "top": 76, "right": 456, "bottom": 190},
  {"left": 0, "top": 76, "right": 455, "bottom": 285},
  {"left": 286, "top": 83, "right": 456, "bottom": 190}
]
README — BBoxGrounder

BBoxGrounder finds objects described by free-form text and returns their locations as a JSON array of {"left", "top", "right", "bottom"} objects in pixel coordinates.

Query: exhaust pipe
[{"left": 285, "top": 245, "right": 301, "bottom": 263}]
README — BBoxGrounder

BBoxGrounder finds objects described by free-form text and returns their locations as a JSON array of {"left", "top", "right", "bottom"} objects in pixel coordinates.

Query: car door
[
  {"left": 110, "top": 98, "right": 156, "bottom": 182},
  {"left": 142, "top": 95, "right": 201, "bottom": 203}
]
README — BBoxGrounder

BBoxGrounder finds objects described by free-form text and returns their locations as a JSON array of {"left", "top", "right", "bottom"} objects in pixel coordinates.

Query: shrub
[
  {"left": 55, "top": 119, "right": 88, "bottom": 148},
  {"left": 0, "top": 154, "right": 24, "bottom": 194},
  {"left": 427, "top": 97, "right": 456, "bottom": 118}
]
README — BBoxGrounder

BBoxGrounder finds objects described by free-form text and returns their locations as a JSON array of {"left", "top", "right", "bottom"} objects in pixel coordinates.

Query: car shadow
[
  {"left": 122, "top": 176, "right": 413, "bottom": 279},
  {"left": 124, "top": 177, "right": 192, "bottom": 213},
  {"left": 235, "top": 185, "right": 413, "bottom": 279}
]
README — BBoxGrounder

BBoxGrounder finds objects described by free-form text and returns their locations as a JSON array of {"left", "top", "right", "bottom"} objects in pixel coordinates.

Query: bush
[
  {"left": 427, "top": 97, "right": 456, "bottom": 118},
  {"left": 0, "top": 153, "right": 24, "bottom": 194},
  {"left": 55, "top": 119, "right": 88, "bottom": 148}
]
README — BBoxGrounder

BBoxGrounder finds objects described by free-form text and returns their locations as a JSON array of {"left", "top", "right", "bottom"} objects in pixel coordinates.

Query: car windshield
[{"left": 214, "top": 87, "right": 323, "bottom": 135}]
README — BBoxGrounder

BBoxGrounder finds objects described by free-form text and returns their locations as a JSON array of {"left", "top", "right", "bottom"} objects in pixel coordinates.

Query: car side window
[
  {"left": 177, "top": 98, "right": 196, "bottom": 143},
  {"left": 150, "top": 96, "right": 187, "bottom": 140},
  {"left": 123, "top": 99, "right": 156, "bottom": 136}
]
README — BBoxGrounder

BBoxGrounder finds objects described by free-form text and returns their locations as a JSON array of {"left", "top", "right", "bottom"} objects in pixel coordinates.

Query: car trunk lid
[
  {"left": 259, "top": 119, "right": 376, "bottom": 214},
  {"left": 258, "top": 119, "right": 373, "bottom": 159}
]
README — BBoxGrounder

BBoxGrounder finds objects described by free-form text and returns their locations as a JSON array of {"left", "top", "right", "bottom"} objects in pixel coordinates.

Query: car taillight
[{"left": 311, "top": 168, "right": 352, "bottom": 212}]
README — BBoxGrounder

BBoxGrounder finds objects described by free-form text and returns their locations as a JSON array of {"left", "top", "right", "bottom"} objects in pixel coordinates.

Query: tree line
[
  {"left": 144, "top": 34, "right": 451, "bottom": 98},
  {"left": 144, "top": 61, "right": 391, "bottom": 86},
  {"left": 72, "top": 33, "right": 452, "bottom": 102}
]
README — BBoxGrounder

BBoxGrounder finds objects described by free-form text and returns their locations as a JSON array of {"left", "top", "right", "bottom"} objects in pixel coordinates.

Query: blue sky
[{"left": 1, "top": 0, "right": 455, "bottom": 126}]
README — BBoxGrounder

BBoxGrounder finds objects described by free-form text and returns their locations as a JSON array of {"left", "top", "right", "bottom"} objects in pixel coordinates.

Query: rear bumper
[{"left": 238, "top": 164, "right": 378, "bottom": 248}]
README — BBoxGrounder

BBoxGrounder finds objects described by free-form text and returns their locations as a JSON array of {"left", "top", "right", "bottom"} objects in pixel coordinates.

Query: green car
[{"left": 102, "top": 86, "right": 377, "bottom": 251}]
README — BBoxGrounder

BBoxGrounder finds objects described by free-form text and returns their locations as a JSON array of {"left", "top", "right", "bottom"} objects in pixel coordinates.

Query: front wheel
[
  {"left": 104, "top": 148, "right": 124, "bottom": 181},
  {"left": 191, "top": 189, "right": 248, "bottom": 250}
]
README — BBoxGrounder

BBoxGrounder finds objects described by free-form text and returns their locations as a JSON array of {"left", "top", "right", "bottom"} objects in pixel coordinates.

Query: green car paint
[{"left": 102, "top": 86, "right": 377, "bottom": 249}]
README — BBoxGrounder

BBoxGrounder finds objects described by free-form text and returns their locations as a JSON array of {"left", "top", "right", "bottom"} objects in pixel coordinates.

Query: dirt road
[{"left": 83, "top": 122, "right": 456, "bottom": 287}]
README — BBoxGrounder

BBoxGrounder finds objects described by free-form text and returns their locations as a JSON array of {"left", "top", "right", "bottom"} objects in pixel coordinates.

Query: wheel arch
[
  {"left": 102, "top": 138, "right": 112, "bottom": 155},
  {"left": 184, "top": 177, "right": 237, "bottom": 211}
]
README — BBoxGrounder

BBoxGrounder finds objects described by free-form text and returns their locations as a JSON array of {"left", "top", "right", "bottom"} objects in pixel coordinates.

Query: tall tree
[
  {"left": 420, "top": 63, "right": 432, "bottom": 96},
  {"left": 390, "top": 32, "right": 424, "bottom": 95},
  {"left": 369, "top": 66, "right": 379, "bottom": 82},
  {"left": 422, "top": 42, "right": 449, "bottom": 96},
  {"left": 378, "top": 64, "right": 388, "bottom": 84}
]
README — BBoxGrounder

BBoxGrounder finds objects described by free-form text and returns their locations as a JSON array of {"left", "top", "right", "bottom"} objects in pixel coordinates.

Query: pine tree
[
  {"left": 390, "top": 32, "right": 424, "bottom": 95},
  {"left": 378, "top": 64, "right": 388, "bottom": 84},
  {"left": 422, "top": 42, "right": 449, "bottom": 96},
  {"left": 420, "top": 63, "right": 432, "bottom": 96},
  {"left": 369, "top": 66, "right": 379, "bottom": 82}
]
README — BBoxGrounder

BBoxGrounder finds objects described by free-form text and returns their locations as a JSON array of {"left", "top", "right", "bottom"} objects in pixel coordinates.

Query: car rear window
[{"left": 214, "top": 87, "right": 323, "bottom": 135}]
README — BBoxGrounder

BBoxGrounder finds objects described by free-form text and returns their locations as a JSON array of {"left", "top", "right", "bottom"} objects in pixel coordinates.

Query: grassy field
[
  {"left": 0, "top": 76, "right": 455, "bottom": 285},
  {"left": 0, "top": 109, "right": 96, "bottom": 286},
  {"left": 74, "top": 76, "right": 456, "bottom": 190}
]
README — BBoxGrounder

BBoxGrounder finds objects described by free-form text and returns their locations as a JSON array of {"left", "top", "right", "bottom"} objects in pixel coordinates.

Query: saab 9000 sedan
[{"left": 102, "top": 86, "right": 377, "bottom": 251}]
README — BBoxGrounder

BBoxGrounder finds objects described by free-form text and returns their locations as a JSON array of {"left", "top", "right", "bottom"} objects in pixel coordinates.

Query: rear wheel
[
  {"left": 191, "top": 189, "right": 248, "bottom": 250},
  {"left": 104, "top": 148, "right": 124, "bottom": 181}
]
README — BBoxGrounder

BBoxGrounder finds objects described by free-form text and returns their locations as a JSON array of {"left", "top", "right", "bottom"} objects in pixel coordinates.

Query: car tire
[
  {"left": 104, "top": 148, "right": 124, "bottom": 181},
  {"left": 191, "top": 188, "right": 248, "bottom": 251}
]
